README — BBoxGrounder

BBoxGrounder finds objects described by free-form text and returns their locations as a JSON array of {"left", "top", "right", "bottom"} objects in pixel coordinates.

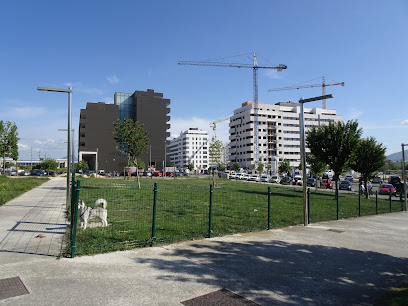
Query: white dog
[{"left": 78, "top": 198, "right": 108, "bottom": 229}]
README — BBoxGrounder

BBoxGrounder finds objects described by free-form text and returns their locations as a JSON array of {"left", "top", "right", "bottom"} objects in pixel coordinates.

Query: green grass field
[
  {"left": 72, "top": 177, "right": 403, "bottom": 256},
  {"left": 0, "top": 176, "right": 49, "bottom": 206}
]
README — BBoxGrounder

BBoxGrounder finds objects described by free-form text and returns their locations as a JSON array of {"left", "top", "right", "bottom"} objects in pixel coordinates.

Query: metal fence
[{"left": 68, "top": 179, "right": 406, "bottom": 258}]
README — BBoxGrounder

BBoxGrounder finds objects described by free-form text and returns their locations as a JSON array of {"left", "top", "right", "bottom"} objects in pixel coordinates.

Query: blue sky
[{"left": 1, "top": 0, "right": 407, "bottom": 160}]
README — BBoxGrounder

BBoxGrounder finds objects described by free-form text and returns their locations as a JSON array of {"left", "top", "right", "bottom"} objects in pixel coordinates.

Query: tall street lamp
[
  {"left": 401, "top": 143, "right": 408, "bottom": 211},
  {"left": 37, "top": 87, "right": 73, "bottom": 208},
  {"left": 299, "top": 94, "right": 334, "bottom": 226}
]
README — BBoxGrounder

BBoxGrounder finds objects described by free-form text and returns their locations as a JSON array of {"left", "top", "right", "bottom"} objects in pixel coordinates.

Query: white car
[
  {"left": 240, "top": 173, "right": 250, "bottom": 180},
  {"left": 248, "top": 174, "right": 260, "bottom": 181},
  {"left": 229, "top": 173, "right": 237, "bottom": 179},
  {"left": 261, "top": 175, "right": 269, "bottom": 182}
]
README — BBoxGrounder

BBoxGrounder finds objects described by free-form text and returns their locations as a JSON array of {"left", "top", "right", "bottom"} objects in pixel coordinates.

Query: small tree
[
  {"left": 306, "top": 120, "right": 362, "bottom": 191},
  {"left": 40, "top": 158, "right": 58, "bottom": 174},
  {"left": 217, "top": 162, "right": 226, "bottom": 172},
  {"left": 306, "top": 153, "right": 327, "bottom": 178},
  {"left": 233, "top": 162, "right": 240, "bottom": 172},
  {"left": 113, "top": 119, "right": 149, "bottom": 188},
  {"left": 209, "top": 136, "right": 224, "bottom": 187},
  {"left": 256, "top": 157, "right": 265, "bottom": 174},
  {"left": 75, "top": 160, "right": 89, "bottom": 172},
  {"left": 278, "top": 159, "right": 291, "bottom": 175},
  {"left": 186, "top": 161, "right": 194, "bottom": 172},
  {"left": 352, "top": 137, "right": 386, "bottom": 198},
  {"left": 0, "top": 121, "right": 19, "bottom": 174}
]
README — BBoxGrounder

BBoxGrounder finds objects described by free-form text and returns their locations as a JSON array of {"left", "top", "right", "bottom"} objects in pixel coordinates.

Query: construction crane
[
  {"left": 179, "top": 52, "right": 287, "bottom": 164},
  {"left": 268, "top": 76, "right": 344, "bottom": 109},
  {"left": 210, "top": 117, "right": 230, "bottom": 137}
]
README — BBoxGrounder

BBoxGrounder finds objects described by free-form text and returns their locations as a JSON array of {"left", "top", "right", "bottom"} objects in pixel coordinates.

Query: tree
[
  {"left": 186, "top": 161, "right": 194, "bottom": 172},
  {"left": 209, "top": 136, "right": 224, "bottom": 167},
  {"left": 75, "top": 160, "right": 89, "bottom": 172},
  {"left": 217, "top": 162, "right": 226, "bottom": 172},
  {"left": 233, "top": 162, "right": 240, "bottom": 172},
  {"left": 40, "top": 158, "right": 58, "bottom": 173},
  {"left": 352, "top": 137, "right": 386, "bottom": 198},
  {"left": 209, "top": 136, "right": 224, "bottom": 187},
  {"left": 113, "top": 119, "right": 149, "bottom": 188},
  {"left": 306, "top": 153, "right": 327, "bottom": 178},
  {"left": 0, "top": 121, "right": 19, "bottom": 174},
  {"left": 278, "top": 159, "right": 291, "bottom": 175},
  {"left": 306, "top": 120, "right": 362, "bottom": 190}
]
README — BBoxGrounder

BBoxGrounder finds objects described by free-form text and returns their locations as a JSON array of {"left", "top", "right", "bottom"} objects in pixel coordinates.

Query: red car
[
  {"left": 152, "top": 171, "right": 163, "bottom": 177},
  {"left": 379, "top": 184, "right": 396, "bottom": 196},
  {"left": 321, "top": 179, "right": 333, "bottom": 189}
]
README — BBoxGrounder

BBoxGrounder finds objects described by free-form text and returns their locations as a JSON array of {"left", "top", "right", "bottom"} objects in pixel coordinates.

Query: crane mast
[{"left": 179, "top": 53, "right": 287, "bottom": 165}]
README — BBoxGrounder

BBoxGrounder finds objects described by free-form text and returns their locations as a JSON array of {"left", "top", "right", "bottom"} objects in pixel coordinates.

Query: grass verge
[
  {"left": 0, "top": 176, "right": 49, "bottom": 206},
  {"left": 375, "top": 282, "right": 408, "bottom": 305},
  {"left": 70, "top": 177, "right": 404, "bottom": 256}
]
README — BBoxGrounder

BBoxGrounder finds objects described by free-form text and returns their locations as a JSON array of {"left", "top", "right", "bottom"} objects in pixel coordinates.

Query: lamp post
[
  {"left": 299, "top": 94, "right": 334, "bottom": 226},
  {"left": 38, "top": 87, "right": 72, "bottom": 208},
  {"left": 402, "top": 143, "right": 408, "bottom": 211}
]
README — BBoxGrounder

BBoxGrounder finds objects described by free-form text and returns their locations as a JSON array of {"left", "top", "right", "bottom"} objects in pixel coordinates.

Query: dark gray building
[{"left": 78, "top": 89, "right": 170, "bottom": 172}]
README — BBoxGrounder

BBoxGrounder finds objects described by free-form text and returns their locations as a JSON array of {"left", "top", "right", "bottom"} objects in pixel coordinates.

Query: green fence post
[
  {"left": 208, "top": 184, "right": 213, "bottom": 238},
  {"left": 400, "top": 190, "right": 403, "bottom": 211},
  {"left": 336, "top": 189, "right": 339, "bottom": 220},
  {"left": 70, "top": 172, "right": 76, "bottom": 243},
  {"left": 307, "top": 188, "right": 310, "bottom": 224},
  {"left": 267, "top": 186, "right": 271, "bottom": 230},
  {"left": 151, "top": 182, "right": 158, "bottom": 246},
  {"left": 71, "top": 180, "right": 80, "bottom": 258},
  {"left": 358, "top": 189, "right": 361, "bottom": 217},
  {"left": 389, "top": 190, "right": 392, "bottom": 213},
  {"left": 375, "top": 190, "right": 378, "bottom": 215}
]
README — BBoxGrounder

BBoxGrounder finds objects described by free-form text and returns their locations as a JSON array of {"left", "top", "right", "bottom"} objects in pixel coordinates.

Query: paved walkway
[
  {"left": 0, "top": 177, "right": 67, "bottom": 261},
  {"left": 1, "top": 179, "right": 408, "bottom": 305}
]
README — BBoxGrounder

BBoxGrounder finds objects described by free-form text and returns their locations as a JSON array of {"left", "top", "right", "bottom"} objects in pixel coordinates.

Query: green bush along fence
[{"left": 68, "top": 179, "right": 406, "bottom": 257}]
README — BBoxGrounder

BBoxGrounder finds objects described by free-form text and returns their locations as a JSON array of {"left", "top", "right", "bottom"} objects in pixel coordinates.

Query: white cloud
[
  {"left": 106, "top": 75, "right": 119, "bottom": 85},
  {"left": 2, "top": 106, "right": 46, "bottom": 119},
  {"left": 63, "top": 82, "right": 104, "bottom": 96},
  {"left": 401, "top": 120, "right": 408, "bottom": 125},
  {"left": 344, "top": 107, "right": 363, "bottom": 120},
  {"left": 264, "top": 70, "right": 284, "bottom": 80}
]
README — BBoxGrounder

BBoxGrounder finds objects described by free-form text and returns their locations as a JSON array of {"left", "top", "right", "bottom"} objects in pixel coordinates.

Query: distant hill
[{"left": 387, "top": 150, "right": 408, "bottom": 162}]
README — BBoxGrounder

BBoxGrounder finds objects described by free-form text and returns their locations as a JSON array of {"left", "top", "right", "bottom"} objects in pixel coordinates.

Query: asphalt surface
[{"left": 1, "top": 177, "right": 408, "bottom": 305}]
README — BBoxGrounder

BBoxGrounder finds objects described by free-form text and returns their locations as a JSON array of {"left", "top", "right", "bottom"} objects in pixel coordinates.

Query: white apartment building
[
  {"left": 229, "top": 101, "right": 342, "bottom": 170},
  {"left": 168, "top": 128, "right": 210, "bottom": 170}
]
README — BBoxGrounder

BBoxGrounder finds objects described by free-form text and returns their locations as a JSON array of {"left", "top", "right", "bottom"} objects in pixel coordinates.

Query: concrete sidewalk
[
  {"left": 0, "top": 177, "right": 67, "bottom": 263},
  {"left": 1, "top": 179, "right": 408, "bottom": 305}
]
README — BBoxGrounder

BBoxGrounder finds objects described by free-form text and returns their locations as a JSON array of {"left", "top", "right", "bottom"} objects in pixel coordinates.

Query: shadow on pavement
[{"left": 135, "top": 239, "right": 408, "bottom": 305}]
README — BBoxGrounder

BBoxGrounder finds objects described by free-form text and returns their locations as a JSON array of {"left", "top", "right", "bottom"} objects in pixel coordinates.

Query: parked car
[
  {"left": 339, "top": 180, "right": 352, "bottom": 191},
  {"left": 30, "top": 169, "right": 46, "bottom": 176},
  {"left": 293, "top": 175, "right": 303, "bottom": 186},
  {"left": 388, "top": 176, "right": 403, "bottom": 192},
  {"left": 379, "top": 183, "right": 397, "bottom": 196},
  {"left": 371, "top": 177, "right": 382, "bottom": 184},
  {"left": 260, "top": 175, "right": 269, "bottom": 182},
  {"left": 345, "top": 175, "right": 354, "bottom": 182},
  {"left": 269, "top": 176, "right": 280, "bottom": 183},
  {"left": 248, "top": 174, "right": 260, "bottom": 182},
  {"left": 280, "top": 177, "right": 292, "bottom": 185},
  {"left": 306, "top": 178, "right": 316, "bottom": 187},
  {"left": 240, "top": 173, "right": 250, "bottom": 180},
  {"left": 152, "top": 171, "right": 163, "bottom": 177},
  {"left": 321, "top": 179, "right": 333, "bottom": 189}
]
